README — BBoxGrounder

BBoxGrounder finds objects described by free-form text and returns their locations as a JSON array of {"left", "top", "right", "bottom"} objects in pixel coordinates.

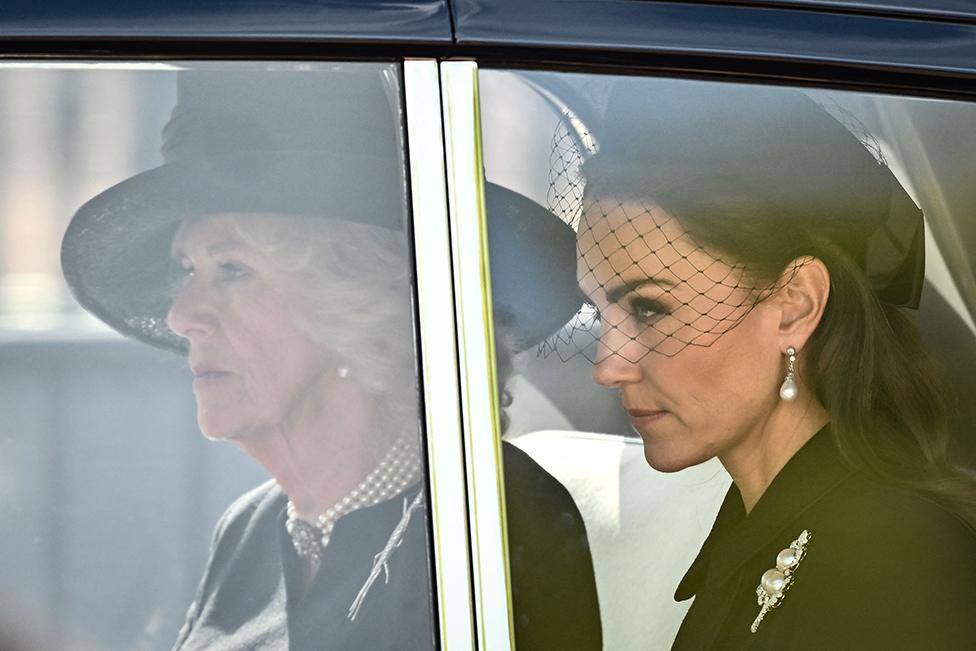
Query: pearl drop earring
[
  {"left": 779, "top": 346, "right": 798, "bottom": 401},
  {"left": 337, "top": 366, "right": 350, "bottom": 379}
]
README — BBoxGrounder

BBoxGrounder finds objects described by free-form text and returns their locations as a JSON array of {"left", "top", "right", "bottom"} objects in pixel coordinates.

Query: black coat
[
  {"left": 504, "top": 442, "right": 603, "bottom": 649},
  {"left": 172, "top": 442, "right": 601, "bottom": 650},
  {"left": 172, "top": 479, "right": 435, "bottom": 651},
  {"left": 672, "top": 429, "right": 976, "bottom": 650}
]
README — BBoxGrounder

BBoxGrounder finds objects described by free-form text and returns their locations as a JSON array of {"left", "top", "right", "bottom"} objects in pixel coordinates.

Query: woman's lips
[{"left": 627, "top": 409, "right": 668, "bottom": 427}]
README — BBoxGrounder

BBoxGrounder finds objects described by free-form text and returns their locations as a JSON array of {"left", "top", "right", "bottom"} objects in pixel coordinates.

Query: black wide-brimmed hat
[
  {"left": 485, "top": 182, "right": 580, "bottom": 350},
  {"left": 586, "top": 79, "right": 925, "bottom": 308},
  {"left": 61, "top": 66, "right": 581, "bottom": 354}
]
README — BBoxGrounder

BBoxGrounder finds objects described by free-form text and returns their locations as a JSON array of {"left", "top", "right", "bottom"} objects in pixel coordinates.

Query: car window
[
  {"left": 0, "top": 61, "right": 437, "bottom": 651},
  {"left": 479, "top": 68, "right": 976, "bottom": 648}
]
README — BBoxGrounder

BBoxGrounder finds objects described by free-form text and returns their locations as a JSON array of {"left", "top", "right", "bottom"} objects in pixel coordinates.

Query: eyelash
[
  {"left": 628, "top": 297, "right": 666, "bottom": 323},
  {"left": 172, "top": 260, "right": 252, "bottom": 285},
  {"left": 584, "top": 297, "right": 666, "bottom": 325},
  {"left": 216, "top": 261, "right": 250, "bottom": 281}
]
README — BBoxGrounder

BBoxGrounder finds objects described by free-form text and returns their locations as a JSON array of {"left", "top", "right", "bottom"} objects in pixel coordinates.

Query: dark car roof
[
  {"left": 3, "top": 0, "right": 975, "bottom": 37},
  {"left": 2, "top": 0, "right": 975, "bottom": 93},
  {"left": 0, "top": 0, "right": 454, "bottom": 42},
  {"left": 455, "top": 0, "right": 976, "bottom": 80}
]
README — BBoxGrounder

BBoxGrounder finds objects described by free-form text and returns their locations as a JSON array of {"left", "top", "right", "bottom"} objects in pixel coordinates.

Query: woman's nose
[
  {"left": 590, "top": 325, "right": 643, "bottom": 387},
  {"left": 166, "top": 279, "right": 218, "bottom": 341}
]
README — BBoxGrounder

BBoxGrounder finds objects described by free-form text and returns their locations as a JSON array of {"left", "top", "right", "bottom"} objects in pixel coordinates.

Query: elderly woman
[
  {"left": 566, "top": 80, "right": 976, "bottom": 649},
  {"left": 60, "top": 66, "right": 600, "bottom": 650}
]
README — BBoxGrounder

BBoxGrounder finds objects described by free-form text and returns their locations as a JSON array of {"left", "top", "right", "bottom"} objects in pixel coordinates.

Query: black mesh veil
[
  {"left": 539, "top": 79, "right": 924, "bottom": 365},
  {"left": 541, "top": 188, "right": 802, "bottom": 363}
]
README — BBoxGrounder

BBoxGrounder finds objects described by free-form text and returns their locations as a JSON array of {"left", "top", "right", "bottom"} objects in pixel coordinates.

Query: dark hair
[{"left": 584, "top": 163, "right": 976, "bottom": 526}]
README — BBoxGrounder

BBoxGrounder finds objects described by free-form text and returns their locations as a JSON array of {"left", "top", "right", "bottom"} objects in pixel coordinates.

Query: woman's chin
[
  {"left": 198, "top": 422, "right": 235, "bottom": 441},
  {"left": 641, "top": 442, "right": 704, "bottom": 474},
  {"left": 196, "top": 412, "right": 248, "bottom": 441}
]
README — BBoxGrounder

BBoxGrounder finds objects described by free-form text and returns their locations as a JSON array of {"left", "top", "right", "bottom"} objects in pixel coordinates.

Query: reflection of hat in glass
[
  {"left": 62, "top": 67, "right": 579, "bottom": 354},
  {"left": 486, "top": 183, "right": 580, "bottom": 351},
  {"left": 589, "top": 80, "right": 925, "bottom": 308}
]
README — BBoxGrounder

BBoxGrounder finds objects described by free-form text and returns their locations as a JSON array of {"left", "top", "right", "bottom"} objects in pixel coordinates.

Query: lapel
[{"left": 675, "top": 426, "right": 852, "bottom": 600}]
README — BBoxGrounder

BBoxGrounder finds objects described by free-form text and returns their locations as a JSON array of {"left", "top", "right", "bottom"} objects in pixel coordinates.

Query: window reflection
[
  {"left": 59, "top": 63, "right": 435, "bottom": 650},
  {"left": 3, "top": 62, "right": 437, "bottom": 651},
  {"left": 481, "top": 69, "right": 976, "bottom": 648}
]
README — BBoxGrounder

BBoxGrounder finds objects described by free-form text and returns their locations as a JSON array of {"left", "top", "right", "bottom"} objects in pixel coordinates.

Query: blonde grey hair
[{"left": 231, "top": 214, "right": 419, "bottom": 435}]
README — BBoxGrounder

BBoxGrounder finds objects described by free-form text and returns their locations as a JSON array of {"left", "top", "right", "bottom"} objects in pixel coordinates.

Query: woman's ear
[{"left": 773, "top": 256, "right": 830, "bottom": 352}]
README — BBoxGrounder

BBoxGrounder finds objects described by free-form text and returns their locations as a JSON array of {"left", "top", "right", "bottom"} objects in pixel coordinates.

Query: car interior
[
  {"left": 482, "top": 68, "right": 976, "bottom": 648},
  {"left": 1, "top": 63, "right": 974, "bottom": 650}
]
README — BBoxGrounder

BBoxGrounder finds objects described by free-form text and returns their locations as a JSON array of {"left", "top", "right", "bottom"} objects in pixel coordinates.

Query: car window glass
[
  {"left": 0, "top": 61, "right": 436, "bottom": 651},
  {"left": 480, "top": 68, "right": 976, "bottom": 648}
]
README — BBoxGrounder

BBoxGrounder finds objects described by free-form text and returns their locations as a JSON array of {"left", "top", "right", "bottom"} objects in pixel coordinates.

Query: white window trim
[
  {"left": 404, "top": 59, "right": 479, "bottom": 650},
  {"left": 439, "top": 59, "right": 514, "bottom": 651}
]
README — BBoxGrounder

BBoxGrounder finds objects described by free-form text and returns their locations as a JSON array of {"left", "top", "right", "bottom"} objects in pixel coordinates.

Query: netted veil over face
[
  {"left": 571, "top": 197, "right": 794, "bottom": 361},
  {"left": 539, "top": 78, "right": 925, "bottom": 364}
]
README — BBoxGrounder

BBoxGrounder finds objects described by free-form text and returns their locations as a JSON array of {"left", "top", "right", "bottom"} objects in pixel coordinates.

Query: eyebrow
[
  {"left": 604, "top": 277, "right": 676, "bottom": 304},
  {"left": 205, "top": 240, "right": 246, "bottom": 255},
  {"left": 170, "top": 238, "right": 246, "bottom": 260}
]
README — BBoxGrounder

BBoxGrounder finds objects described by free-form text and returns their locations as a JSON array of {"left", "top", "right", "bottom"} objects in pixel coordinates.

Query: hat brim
[
  {"left": 485, "top": 183, "right": 582, "bottom": 351},
  {"left": 61, "top": 150, "right": 405, "bottom": 353},
  {"left": 62, "top": 158, "right": 581, "bottom": 354}
]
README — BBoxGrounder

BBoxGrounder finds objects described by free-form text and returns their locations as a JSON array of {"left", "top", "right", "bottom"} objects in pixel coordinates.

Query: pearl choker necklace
[{"left": 285, "top": 435, "right": 422, "bottom": 569}]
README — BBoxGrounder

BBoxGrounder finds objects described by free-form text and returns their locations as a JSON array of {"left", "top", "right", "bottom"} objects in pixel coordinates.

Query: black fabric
[
  {"left": 173, "top": 442, "right": 602, "bottom": 650},
  {"left": 172, "top": 480, "right": 435, "bottom": 651},
  {"left": 672, "top": 428, "right": 976, "bottom": 650},
  {"left": 504, "top": 443, "right": 603, "bottom": 650}
]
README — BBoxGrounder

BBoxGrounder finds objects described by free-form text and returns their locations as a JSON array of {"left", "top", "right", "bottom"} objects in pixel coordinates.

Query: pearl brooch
[{"left": 751, "top": 529, "right": 811, "bottom": 633}]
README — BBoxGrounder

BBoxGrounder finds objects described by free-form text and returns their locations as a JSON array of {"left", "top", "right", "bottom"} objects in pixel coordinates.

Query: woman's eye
[
  {"left": 217, "top": 261, "right": 250, "bottom": 281},
  {"left": 629, "top": 298, "right": 664, "bottom": 323}
]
